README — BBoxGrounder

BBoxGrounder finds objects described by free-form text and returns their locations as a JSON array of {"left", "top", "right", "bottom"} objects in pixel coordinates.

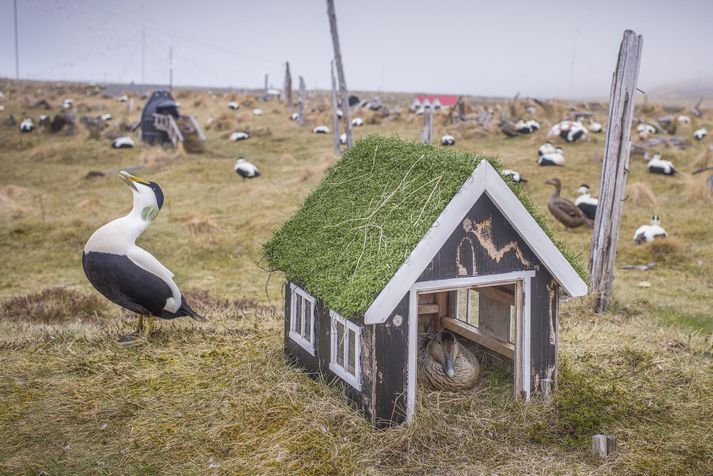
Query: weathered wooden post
[
  {"left": 264, "top": 73, "right": 268, "bottom": 95},
  {"left": 330, "top": 60, "right": 341, "bottom": 156},
  {"left": 297, "top": 76, "right": 306, "bottom": 126},
  {"left": 283, "top": 61, "right": 293, "bottom": 111},
  {"left": 421, "top": 106, "right": 432, "bottom": 143},
  {"left": 592, "top": 434, "right": 616, "bottom": 458},
  {"left": 326, "top": 0, "right": 353, "bottom": 149},
  {"left": 589, "top": 30, "right": 643, "bottom": 313}
]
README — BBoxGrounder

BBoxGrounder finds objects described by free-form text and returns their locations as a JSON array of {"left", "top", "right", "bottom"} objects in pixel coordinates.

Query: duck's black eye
[{"left": 149, "top": 182, "right": 164, "bottom": 209}]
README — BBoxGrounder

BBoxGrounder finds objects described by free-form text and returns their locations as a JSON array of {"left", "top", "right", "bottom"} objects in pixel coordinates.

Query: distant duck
[
  {"left": 677, "top": 115, "right": 691, "bottom": 124},
  {"left": 112, "top": 136, "right": 135, "bottom": 149},
  {"left": 252, "top": 108, "right": 263, "bottom": 116},
  {"left": 418, "top": 331, "right": 480, "bottom": 392},
  {"left": 538, "top": 142, "right": 557, "bottom": 157},
  {"left": 548, "top": 120, "right": 587, "bottom": 142},
  {"left": 100, "top": 113, "right": 112, "bottom": 121},
  {"left": 38, "top": 114, "right": 50, "bottom": 126},
  {"left": 636, "top": 123, "right": 657, "bottom": 135},
  {"left": 339, "top": 133, "right": 347, "bottom": 145},
  {"left": 313, "top": 125, "right": 330, "bottom": 134},
  {"left": 574, "top": 184, "right": 598, "bottom": 220},
  {"left": 227, "top": 101, "right": 240, "bottom": 110},
  {"left": 647, "top": 153, "right": 676, "bottom": 175},
  {"left": 234, "top": 157, "right": 260, "bottom": 180},
  {"left": 351, "top": 117, "right": 364, "bottom": 127},
  {"left": 336, "top": 109, "right": 343, "bottom": 119},
  {"left": 515, "top": 119, "right": 539, "bottom": 134},
  {"left": 544, "top": 178, "right": 593, "bottom": 229},
  {"left": 502, "top": 169, "right": 527, "bottom": 183},
  {"left": 117, "top": 94, "right": 129, "bottom": 102},
  {"left": 441, "top": 134, "right": 456, "bottom": 146},
  {"left": 634, "top": 215, "right": 667, "bottom": 244},
  {"left": 62, "top": 98, "right": 74, "bottom": 109},
  {"left": 19, "top": 118, "right": 34, "bottom": 133},
  {"left": 83, "top": 171, "right": 205, "bottom": 348},
  {"left": 694, "top": 128, "right": 707, "bottom": 141},
  {"left": 229, "top": 131, "right": 249, "bottom": 141},
  {"left": 589, "top": 121, "right": 603, "bottom": 133},
  {"left": 538, "top": 146, "right": 565, "bottom": 166},
  {"left": 290, "top": 112, "right": 300, "bottom": 121}
]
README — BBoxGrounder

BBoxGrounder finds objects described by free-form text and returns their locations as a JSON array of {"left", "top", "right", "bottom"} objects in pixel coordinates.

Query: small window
[
  {"left": 455, "top": 288, "right": 480, "bottom": 327},
  {"left": 289, "top": 284, "right": 316, "bottom": 355},
  {"left": 329, "top": 311, "right": 361, "bottom": 390}
]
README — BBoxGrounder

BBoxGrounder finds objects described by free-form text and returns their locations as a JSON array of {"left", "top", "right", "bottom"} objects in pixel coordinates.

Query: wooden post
[
  {"left": 421, "top": 106, "right": 432, "bottom": 143},
  {"left": 283, "top": 61, "right": 293, "bottom": 111},
  {"left": 589, "top": 30, "right": 643, "bottom": 313},
  {"left": 298, "top": 76, "right": 306, "bottom": 126},
  {"left": 264, "top": 73, "right": 268, "bottom": 95},
  {"left": 330, "top": 60, "right": 341, "bottom": 156},
  {"left": 592, "top": 434, "right": 616, "bottom": 458},
  {"left": 326, "top": 0, "right": 353, "bottom": 149}
]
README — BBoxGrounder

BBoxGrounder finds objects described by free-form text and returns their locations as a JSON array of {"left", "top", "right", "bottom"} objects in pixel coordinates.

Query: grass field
[{"left": 1, "top": 80, "right": 712, "bottom": 475}]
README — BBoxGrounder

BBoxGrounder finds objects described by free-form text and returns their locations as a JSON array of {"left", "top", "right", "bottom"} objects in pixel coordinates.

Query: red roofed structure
[{"left": 413, "top": 94, "right": 459, "bottom": 109}]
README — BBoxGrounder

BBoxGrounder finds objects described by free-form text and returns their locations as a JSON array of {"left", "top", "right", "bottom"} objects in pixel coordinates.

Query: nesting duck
[
  {"left": 234, "top": 158, "right": 260, "bottom": 180},
  {"left": 589, "top": 121, "right": 603, "bottom": 133},
  {"left": 574, "top": 184, "right": 598, "bottom": 220},
  {"left": 228, "top": 101, "right": 240, "bottom": 110},
  {"left": 538, "top": 146, "right": 565, "bottom": 166},
  {"left": 351, "top": 117, "right": 364, "bottom": 127},
  {"left": 647, "top": 153, "right": 676, "bottom": 176},
  {"left": 229, "top": 131, "right": 249, "bottom": 141},
  {"left": 112, "top": 136, "right": 135, "bottom": 149},
  {"left": 538, "top": 142, "right": 556, "bottom": 157},
  {"left": 418, "top": 331, "right": 480, "bottom": 391},
  {"left": 83, "top": 171, "right": 205, "bottom": 347},
  {"left": 313, "top": 125, "right": 330, "bottom": 134},
  {"left": 694, "top": 128, "right": 707, "bottom": 141},
  {"left": 545, "top": 178, "right": 593, "bottom": 229},
  {"left": 515, "top": 119, "right": 540, "bottom": 134},
  {"left": 548, "top": 120, "right": 587, "bottom": 142},
  {"left": 634, "top": 215, "right": 667, "bottom": 244},
  {"left": 441, "top": 134, "right": 456, "bottom": 146},
  {"left": 19, "top": 118, "right": 34, "bottom": 133},
  {"left": 502, "top": 169, "right": 527, "bottom": 183}
]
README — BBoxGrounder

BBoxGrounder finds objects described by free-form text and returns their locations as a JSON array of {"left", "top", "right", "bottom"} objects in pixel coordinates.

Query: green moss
[{"left": 264, "top": 136, "right": 586, "bottom": 316}]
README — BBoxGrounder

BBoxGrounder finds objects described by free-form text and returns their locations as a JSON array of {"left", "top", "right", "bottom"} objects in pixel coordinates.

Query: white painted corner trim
[{"left": 364, "top": 160, "right": 587, "bottom": 324}]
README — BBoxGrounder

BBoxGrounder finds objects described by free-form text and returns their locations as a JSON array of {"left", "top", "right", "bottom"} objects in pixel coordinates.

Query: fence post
[
  {"left": 283, "top": 61, "right": 293, "bottom": 111},
  {"left": 421, "top": 106, "right": 432, "bottom": 143},
  {"left": 298, "top": 76, "right": 306, "bottom": 126},
  {"left": 326, "top": 0, "right": 353, "bottom": 149},
  {"left": 330, "top": 60, "right": 341, "bottom": 156},
  {"left": 589, "top": 30, "right": 644, "bottom": 313}
]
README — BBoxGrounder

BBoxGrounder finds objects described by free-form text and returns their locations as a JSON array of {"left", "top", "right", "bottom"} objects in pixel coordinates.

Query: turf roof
[{"left": 264, "top": 136, "right": 586, "bottom": 317}]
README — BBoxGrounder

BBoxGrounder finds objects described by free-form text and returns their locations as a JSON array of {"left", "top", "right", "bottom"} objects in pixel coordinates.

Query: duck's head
[
  {"left": 577, "top": 184, "right": 590, "bottom": 195},
  {"left": 650, "top": 214, "right": 661, "bottom": 227},
  {"left": 427, "top": 330, "right": 460, "bottom": 378},
  {"left": 545, "top": 178, "right": 561, "bottom": 188},
  {"left": 120, "top": 171, "right": 164, "bottom": 222}
]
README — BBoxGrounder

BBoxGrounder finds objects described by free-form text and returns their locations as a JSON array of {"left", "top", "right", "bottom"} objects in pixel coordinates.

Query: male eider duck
[
  {"left": 589, "top": 121, "right": 603, "bottom": 133},
  {"left": 117, "top": 94, "right": 129, "bottom": 103},
  {"left": 100, "top": 113, "right": 112, "bottom": 121},
  {"left": 228, "top": 101, "right": 240, "bottom": 110},
  {"left": 502, "top": 169, "right": 526, "bottom": 183},
  {"left": 418, "top": 331, "right": 480, "bottom": 392},
  {"left": 636, "top": 123, "right": 657, "bottom": 136},
  {"left": 351, "top": 117, "right": 364, "bottom": 127},
  {"left": 544, "top": 178, "right": 593, "bottom": 229},
  {"left": 694, "top": 128, "right": 707, "bottom": 141},
  {"left": 234, "top": 157, "right": 260, "bottom": 180},
  {"left": 677, "top": 115, "right": 691, "bottom": 124},
  {"left": 515, "top": 119, "right": 539, "bottom": 134},
  {"left": 290, "top": 112, "right": 300, "bottom": 121},
  {"left": 62, "top": 98, "right": 74, "bottom": 109},
  {"left": 647, "top": 153, "right": 676, "bottom": 175},
  {"left": 19, "top": 118, "right": 34, "bottom": 133},
  {"left": 548, "top": 121, "right": 587, "bottom": 142},
  {"left": 538, "top": 146, "right": 565, "bottom": 166},
  {"left": 538, "top": 141, "right": 557, "bottom": 157},
  {"left": 112, "top": 136, "right": 135, "bottom": 149},
  {"left": 83, "top": 171, "right": 205, "bottom": 347},
  {"left": 229, "top": 131, "right": 249, "bottom": 141},
  {"left": 339, "top": 133, "right": 347, "bottom": 145},
  {"left": 634, "top": 215, "right": 667, "bottom": 244},
  {"left": 574, "top": 184, "right": 598, "bottom": 220},
  {"left": 441, "top": 134, "right": 456, "bottom": 146},
  {"left": 313, "top": 125, "right": 330, "bottom": 134}
]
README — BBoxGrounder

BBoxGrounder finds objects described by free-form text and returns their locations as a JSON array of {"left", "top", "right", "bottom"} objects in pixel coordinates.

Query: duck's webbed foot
[{"left": 117, "top": 315, "right": 148, "bottom": 349}]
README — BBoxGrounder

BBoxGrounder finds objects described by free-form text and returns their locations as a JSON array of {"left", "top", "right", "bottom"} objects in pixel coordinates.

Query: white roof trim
[{"left": 364, "top": 160, "right": 587, "bottom": 324}]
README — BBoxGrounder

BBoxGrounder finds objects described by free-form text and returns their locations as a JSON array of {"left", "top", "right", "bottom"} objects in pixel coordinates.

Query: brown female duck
[
  {"left": 544, "top": 178, "right": 593, "bottom": 229},
  {"left": 418, "top": 330, "right": 480, "bottom": 391}
]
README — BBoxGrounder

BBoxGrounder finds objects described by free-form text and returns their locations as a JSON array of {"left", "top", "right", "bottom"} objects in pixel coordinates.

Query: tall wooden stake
[
  {"left": 283, "top": 61, "right": 293, "bottom": 111},
  {"left": 330, "top": 60, "right": 341, "bottom": 156},
  {"left": 264, "top": 73, "right": 268, "bottom": 94},
  {"left": 326, "top": 0, "right": 353, "bottom": 149},
  {"left": 298, "top": 76, "right": 306, "bottom": 126},
  {"left": 421, "top": 106, "right": 432, "bottom": 143},
  {"left": 589, "top": 30, "right": 643, "bottom": 313}
]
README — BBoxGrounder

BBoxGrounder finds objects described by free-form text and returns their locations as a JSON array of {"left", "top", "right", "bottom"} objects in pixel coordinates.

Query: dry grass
[{"left": 1, "top": 79, "right": 712, "bottom": 475}]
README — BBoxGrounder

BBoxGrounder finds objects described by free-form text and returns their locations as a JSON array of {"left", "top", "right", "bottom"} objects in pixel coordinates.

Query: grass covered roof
[{"left": 264, "top": 136, "right": 586, "bottom": 317}]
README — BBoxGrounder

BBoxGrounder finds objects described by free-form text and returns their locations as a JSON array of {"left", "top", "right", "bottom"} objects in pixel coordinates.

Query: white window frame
[
  {"left": 289, "top": 283, "right": 316, "bottom": 355},
  {"left": 329, "top": 311, "right": 362, "bottom": 391}
]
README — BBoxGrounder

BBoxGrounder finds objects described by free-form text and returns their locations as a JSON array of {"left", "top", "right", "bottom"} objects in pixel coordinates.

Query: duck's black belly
[{"left": 82, "top": 251, "right": 172, "bottom": 317}]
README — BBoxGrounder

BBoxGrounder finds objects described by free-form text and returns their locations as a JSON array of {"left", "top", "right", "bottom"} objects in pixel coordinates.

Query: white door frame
[{"left": 405, "top": 270, "right": 535, "bottom": 424}]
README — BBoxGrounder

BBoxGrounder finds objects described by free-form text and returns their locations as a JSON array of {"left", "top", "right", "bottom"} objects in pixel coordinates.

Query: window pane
[
  {"left": 294, "top": 294, "right": 302, "bottom": 333},
  {"left": 347, "top": 329, "right": 356, "bottom": 375},
  {"left": 336, "top": 320, "right": 345, "bottom": 366},
  {"left": 468, "top": 289, "right": 480, "bottom": 327},
  {"left": 304, "top": 300, "right": 312, "bottom": 341},
  {"left": 457, "top": 290, "right": 468, "bottom": 322}
]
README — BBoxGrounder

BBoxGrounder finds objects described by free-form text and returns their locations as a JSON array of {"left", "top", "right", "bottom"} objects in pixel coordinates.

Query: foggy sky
[{"left": 1, "top": 0, "right": 711, "bottom": 98}]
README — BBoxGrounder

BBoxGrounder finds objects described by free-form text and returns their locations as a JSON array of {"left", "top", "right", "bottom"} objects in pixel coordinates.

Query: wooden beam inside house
[
  {"left": 476, "top": 285, "right": 515, "bottom": 306},
  {"left": 441, "top": 317, "right": 515, "bottom": 360}
]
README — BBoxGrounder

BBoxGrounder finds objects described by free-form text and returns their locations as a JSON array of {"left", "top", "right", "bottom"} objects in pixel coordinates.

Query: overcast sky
[{"left": 1, "top": 0, "right": 711, "bottom": 98}]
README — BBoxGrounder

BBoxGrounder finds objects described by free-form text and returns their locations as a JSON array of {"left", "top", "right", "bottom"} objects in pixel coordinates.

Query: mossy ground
[{"left": 1, "top": 80, "right": 712, "bottom": 474}]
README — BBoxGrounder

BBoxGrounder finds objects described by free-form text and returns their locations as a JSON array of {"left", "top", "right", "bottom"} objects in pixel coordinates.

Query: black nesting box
[{"left": 140, "top": 90, "right": 180, "bottom": 145}]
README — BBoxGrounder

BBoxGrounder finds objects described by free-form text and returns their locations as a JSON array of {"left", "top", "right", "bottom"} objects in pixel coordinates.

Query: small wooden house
[{"left": 264, "top": 136, "right": 587, "bottom": 427}]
